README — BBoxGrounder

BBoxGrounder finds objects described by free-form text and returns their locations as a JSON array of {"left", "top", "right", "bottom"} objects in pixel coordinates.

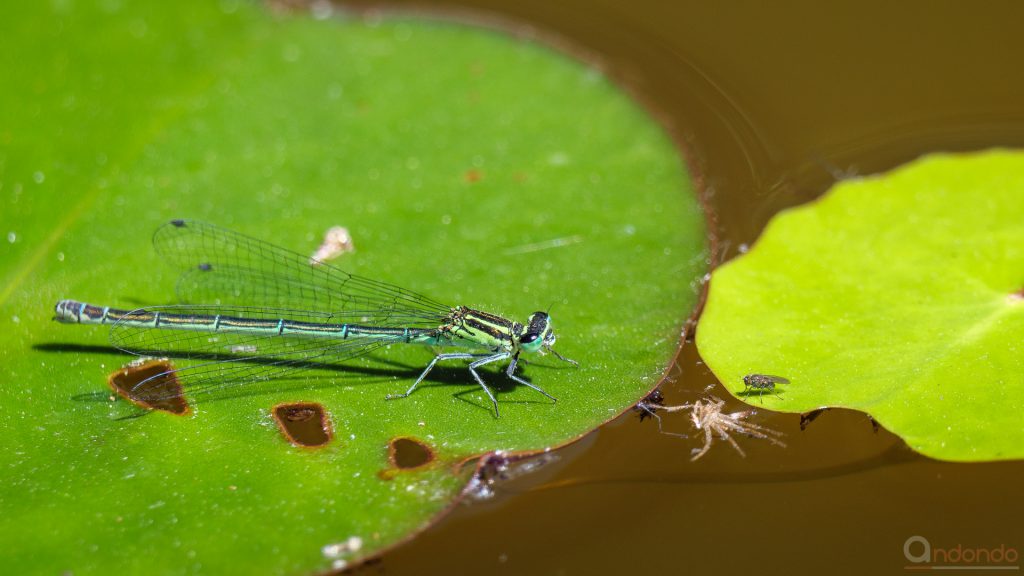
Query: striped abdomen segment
[{"left": 53, "top": 299, "right": 429, "bottom": 342}]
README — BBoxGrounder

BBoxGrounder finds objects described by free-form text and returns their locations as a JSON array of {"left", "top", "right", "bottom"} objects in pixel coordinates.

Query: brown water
[{"left": 335, "top": 1, "right": 1024, "bottom": 573}]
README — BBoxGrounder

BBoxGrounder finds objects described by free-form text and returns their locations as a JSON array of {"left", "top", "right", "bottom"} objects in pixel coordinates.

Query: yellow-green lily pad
[{"left": 697, "top": 150, "right": 1024, "bottom": 462}]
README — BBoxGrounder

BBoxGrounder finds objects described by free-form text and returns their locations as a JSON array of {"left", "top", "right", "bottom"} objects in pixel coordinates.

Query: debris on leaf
[
  {"left": 321, "top": 535, "right": 364, "bottom": 571},
  {"left": 309, "top": 225, "right": 355, "bottom": 265}
]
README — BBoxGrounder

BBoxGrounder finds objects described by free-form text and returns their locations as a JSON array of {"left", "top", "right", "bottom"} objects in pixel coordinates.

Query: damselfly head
[{"left": 520, "top": 311, "right": 554, "bottom": 354}]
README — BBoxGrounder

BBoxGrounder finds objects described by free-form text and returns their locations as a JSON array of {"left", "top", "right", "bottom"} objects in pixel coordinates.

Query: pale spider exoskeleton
[
  {"left": 686, "top": 394, "right": 786, "bottom": 461},
  {"left": 637, "top": 385, "right": 786, "bottom": 461}
]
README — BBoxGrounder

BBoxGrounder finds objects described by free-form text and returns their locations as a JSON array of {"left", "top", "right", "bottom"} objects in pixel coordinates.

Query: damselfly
[{"left": 54, "top": 220, "right": 577, "bottom": 416}]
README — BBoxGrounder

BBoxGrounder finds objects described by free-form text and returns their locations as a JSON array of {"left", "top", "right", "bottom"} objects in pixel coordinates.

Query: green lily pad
[
  {"left": 0, "top": 1, "right": 706, "bottom": 573},
  {"left": 696, "top": 150, "right": 1024, "bottom": 462}
]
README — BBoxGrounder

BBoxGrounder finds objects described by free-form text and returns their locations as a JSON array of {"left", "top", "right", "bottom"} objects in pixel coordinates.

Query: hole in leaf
[
  {"left": 107, "top": 358, "right": 189, "bottom": 416},
  {"left": 388, "top": 437, "right": 434, "bottom": 469},
  {"left": 272, "top": 402, "right": 332, "bottom": 448}
]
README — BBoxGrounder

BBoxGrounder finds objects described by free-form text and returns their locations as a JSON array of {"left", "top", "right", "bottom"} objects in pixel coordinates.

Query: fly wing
[{"left": 153, "top": 219, "right": 450, "bottom": 325}]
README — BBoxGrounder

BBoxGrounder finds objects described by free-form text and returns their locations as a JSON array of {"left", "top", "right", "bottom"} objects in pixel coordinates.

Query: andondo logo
[{"left": 904, "top": 535, "right": 1020, "bottom": 570}]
